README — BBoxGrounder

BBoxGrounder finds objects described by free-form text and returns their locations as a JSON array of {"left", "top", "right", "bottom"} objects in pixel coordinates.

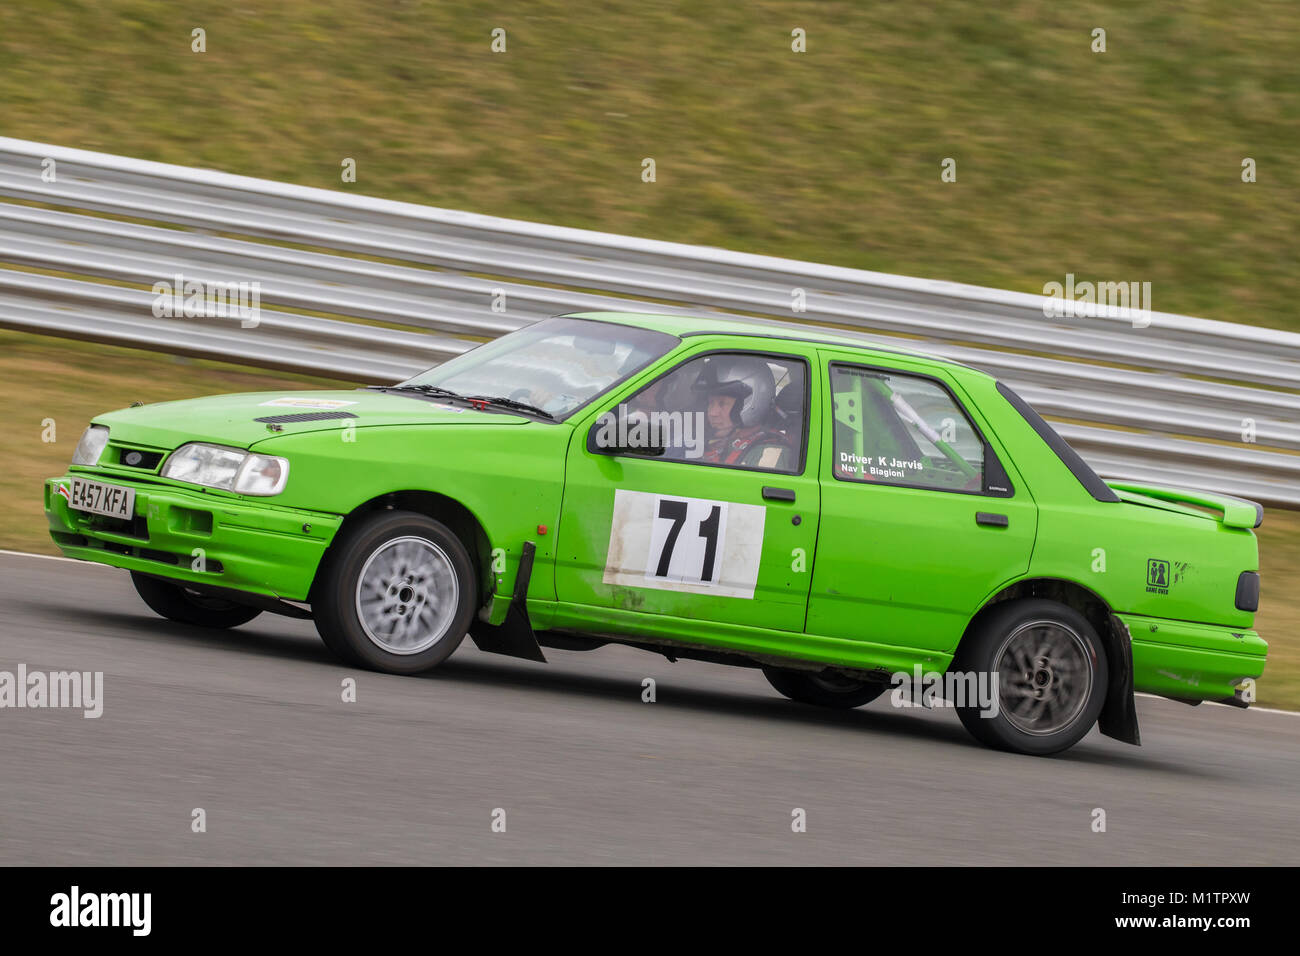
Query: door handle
[
  {"left": 762, "top": 486, "right": 796, "bottom": 502},
  {"left": 976, "top": 512, "right": 1009, "bottom": 527}
]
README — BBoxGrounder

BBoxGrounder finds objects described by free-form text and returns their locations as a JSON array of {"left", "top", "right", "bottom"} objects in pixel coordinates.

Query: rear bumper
[
  {"left": 45, "top": 475, "right": 342, "bottom": 601},
  {"left": 1120, "top": 613, "right": 1267, "bottom": 703}
]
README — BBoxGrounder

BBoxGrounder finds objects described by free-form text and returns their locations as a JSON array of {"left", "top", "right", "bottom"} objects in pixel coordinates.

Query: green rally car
[{"left": 44, "top": 313, "right": 1267, "bottom": 755}]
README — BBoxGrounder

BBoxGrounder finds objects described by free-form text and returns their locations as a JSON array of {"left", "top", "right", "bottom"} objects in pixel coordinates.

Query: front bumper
[
  {"left": 45, "top": 474, "right": 343, "bottom": 602},
  {"left": 1121, "top": 613, "right": 1267, "bottom": 704}
]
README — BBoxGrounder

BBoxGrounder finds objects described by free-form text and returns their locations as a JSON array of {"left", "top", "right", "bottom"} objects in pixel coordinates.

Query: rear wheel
[
  {"left": 312, "top": 510, "right": 476, "bottom": 674},
  {"left": 953, "top": 599, "right": 1108, "bottom": 756},
  {"left": 762, "top": 666, "right": 887, "bottom": 708},
  {"left": 130, "top": 572, "right": 262, "bottom": 628}
]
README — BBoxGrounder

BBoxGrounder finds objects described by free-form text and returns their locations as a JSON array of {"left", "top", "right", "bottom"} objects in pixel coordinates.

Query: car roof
[{"left": 562, "top": 311, "right": 981, "bottom": 374}]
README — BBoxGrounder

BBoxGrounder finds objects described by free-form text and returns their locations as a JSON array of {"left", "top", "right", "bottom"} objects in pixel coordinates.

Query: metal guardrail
[{"left": 0, "top": 137, "right": 1297, "bottom": 505}]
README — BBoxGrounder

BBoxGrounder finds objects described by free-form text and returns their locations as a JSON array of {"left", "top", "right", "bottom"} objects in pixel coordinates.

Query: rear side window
[
  {"left": 995, "top": 381, "right": 1119, "bottom": 503},
  {"left": 829, "top": 364, "right": 986, "bottom": 492}
]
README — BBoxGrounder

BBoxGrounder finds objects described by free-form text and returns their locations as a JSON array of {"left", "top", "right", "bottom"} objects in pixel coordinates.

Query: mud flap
[
  {"left": 468, "top": 541, "right": 547, "bottom": 663},
  {"left": 1098, "top": 614, "right": 1140, "bottom": 745}
]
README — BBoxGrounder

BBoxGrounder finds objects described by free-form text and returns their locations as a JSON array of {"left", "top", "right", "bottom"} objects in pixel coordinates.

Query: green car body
[{"left": 44, "top": 312, "right": 1267, "bottom": 754}]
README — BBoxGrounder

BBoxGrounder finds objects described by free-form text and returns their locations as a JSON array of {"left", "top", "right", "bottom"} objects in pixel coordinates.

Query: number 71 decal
[
  {"left": 603, "top": 489, "right": 766, "bottom": 599},
  {"left": 649, "top": 496, "right": 726, "bottom": 585}
]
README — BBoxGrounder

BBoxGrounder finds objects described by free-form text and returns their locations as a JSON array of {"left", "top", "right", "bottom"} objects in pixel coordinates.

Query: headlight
[
  {"left": 71, "top": 425, "right": 110, "bottom": 466},
  {"left": 162, "top": 443, "right": 289, "bottom": 496},
  {"left": 234, "top": 453, "right": 289, "bottom": 496},
  {"left": 163, "top": 443, "right": 245, "bottom": 489}
]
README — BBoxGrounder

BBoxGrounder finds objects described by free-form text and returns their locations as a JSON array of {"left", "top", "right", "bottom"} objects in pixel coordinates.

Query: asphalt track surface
[{"left": 1, "top": 550, "right": 1296, "bottom": 866}]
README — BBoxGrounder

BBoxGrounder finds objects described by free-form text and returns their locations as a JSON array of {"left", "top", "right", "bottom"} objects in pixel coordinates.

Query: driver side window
[
  {"left": 830, "top": 364, "right": 985, "bottom": 491},
  {"left": 595, "top": 352, "right": 808, "bottom": 474}
]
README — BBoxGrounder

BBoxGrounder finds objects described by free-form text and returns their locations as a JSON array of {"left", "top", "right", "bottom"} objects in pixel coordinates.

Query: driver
[{"left": 694, "top": 357, "right": 791, "bottom": 470}]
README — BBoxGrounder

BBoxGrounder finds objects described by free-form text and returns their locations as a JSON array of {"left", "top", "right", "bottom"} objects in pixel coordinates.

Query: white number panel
[{"left": 602, "top": 489, "right": 766, "bottom": 599}]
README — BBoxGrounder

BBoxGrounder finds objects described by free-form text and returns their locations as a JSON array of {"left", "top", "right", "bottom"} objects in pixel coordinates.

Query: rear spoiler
[{"left": 1105, "top": 480, "right": 1263, "bottom": 530}]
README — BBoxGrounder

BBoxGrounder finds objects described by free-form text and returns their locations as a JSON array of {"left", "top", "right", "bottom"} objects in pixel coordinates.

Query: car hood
[{"left": 91, "top": 389, "right": 528, "bottom": 451}]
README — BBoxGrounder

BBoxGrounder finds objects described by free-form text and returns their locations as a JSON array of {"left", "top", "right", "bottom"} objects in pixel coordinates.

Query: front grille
[
  {"left": 107, "top": 443, "right": 166, "bottom": 472},
  {"left": 77, "top": 539, "right": 223, "bottom": 574},
  {"left": 80, "top": 513, "right": 149, "bottom": 540}
]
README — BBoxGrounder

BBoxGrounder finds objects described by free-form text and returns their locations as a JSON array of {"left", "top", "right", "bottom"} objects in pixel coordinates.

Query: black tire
[
  {"left": 762, "top": 666, "right": 887, "bottom": 709},
  {"left": 952, "top": 599, "right": 1109, "bottom": 756},
  {"left": 312, "top": 510, "right": 476, "bottom": 675},
  {"left": 130, "top": 572, "right": 262, "bottom": 628}
]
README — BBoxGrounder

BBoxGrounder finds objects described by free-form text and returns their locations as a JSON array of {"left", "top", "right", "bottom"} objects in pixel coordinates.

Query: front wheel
[
  {"left": 312, "top": 510, "right": 476, "bottom": 674},
  {"left": 762, "top": 666, "right": 887, "bottom": 708},
  {"left": 130, "top": 572, "right": 262, "bottom": 628},
  {"left": 953, "top": 599, "right": 1108, "bottom": 756}
]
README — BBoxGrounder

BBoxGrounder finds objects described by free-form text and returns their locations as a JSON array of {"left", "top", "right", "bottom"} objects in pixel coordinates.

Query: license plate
[{"left": 69, "top": 477, "right": 136, "bottom": 520}]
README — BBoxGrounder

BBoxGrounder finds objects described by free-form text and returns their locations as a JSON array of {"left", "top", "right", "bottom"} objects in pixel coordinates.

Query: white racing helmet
[{"left": 693, "top": 356, "right": 775, "bottom": 428}]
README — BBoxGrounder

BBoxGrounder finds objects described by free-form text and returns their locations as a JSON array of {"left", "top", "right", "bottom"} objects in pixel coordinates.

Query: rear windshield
[{"left": 995, "top": 382, "right": 1119, "bottom": 503}]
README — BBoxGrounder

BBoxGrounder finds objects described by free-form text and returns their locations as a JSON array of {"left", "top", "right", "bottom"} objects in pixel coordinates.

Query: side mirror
[{"left": 587, "top": 407, "right": 667, "bottom": 457}]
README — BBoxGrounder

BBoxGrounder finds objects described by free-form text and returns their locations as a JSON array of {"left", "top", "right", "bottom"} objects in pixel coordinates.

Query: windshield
[{"left": 397, "top": 317, "right": 680, "bottom": 419}]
